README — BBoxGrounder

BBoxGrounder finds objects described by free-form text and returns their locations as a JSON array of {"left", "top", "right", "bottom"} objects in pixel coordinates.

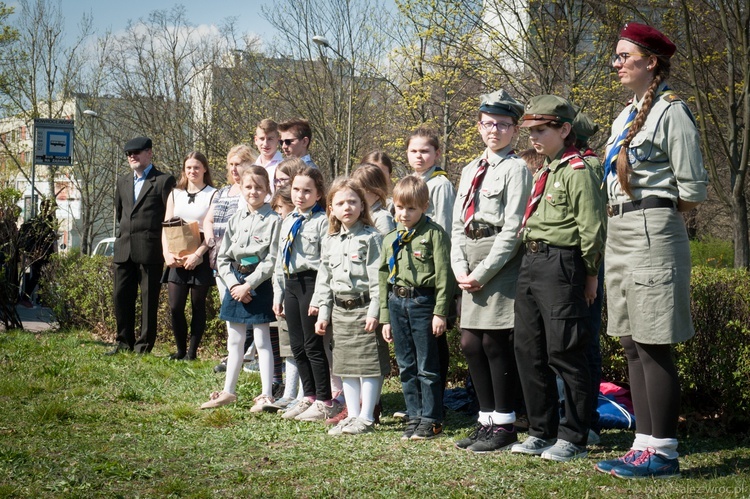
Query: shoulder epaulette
[
  {"left": 570, "top": 156, "right": 586, "bottom": 170},
  {"left": 664, "top": 93, "right": 682, "bottom": 103},
  {"left": 560, "top": 146, "right": 586, "bottom": 170}
]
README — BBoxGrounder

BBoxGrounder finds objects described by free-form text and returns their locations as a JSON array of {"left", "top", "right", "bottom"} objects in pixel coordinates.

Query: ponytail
[{"left": 616, "top": 57, "right": 671, "bottom": 198}]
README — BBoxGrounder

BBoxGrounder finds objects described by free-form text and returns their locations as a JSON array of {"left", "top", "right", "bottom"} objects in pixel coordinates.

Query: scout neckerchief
[
  {"left": 582, "top": 148, "right": 598, "bottom": 158},
  {"left": 430, "top": 167, "right": 448, "bottom": 179},
  {"left": 604, "top": 87, "right": 673, "bottom": 181},
  {"left": 462, "top": 158, "right": 490, "bottom": 235},
  {"left": 387, "top": 220, "right": 424, "bottom": 284},
  {"left": 282, "top": 204, "right": 324, "bottom": 275},
  {"left": 519, "top": 165, "right": 549, "bottom": 233}
]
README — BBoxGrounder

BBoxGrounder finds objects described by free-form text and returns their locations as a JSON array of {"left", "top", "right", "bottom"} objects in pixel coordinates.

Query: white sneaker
[
  {"left": 281, "top": 398, "right": 312, "bottom": 420},
  {"left": 296, "top": 400, "right": 343, "bottom": 422},
  {"left": 327, "top": 416, "right": 355, "bottom": 435},
  {"left": 342, "top": 417, "right": 374, "bottom": 435}
]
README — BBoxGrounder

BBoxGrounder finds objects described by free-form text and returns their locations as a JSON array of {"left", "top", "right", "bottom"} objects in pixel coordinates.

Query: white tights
[
  {"left": 342, "top": 376, "right": 383, "bottom": 422},
  {"left": 224, "top": 321, "right": 272, "bottom": 396}
]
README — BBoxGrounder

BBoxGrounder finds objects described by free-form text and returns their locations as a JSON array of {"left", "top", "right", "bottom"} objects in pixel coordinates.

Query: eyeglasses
[
  {"left": 478, "top": 121, "right": 514, "bottom": 132},
  {"left": 279, "top": 138, "right": 298, "bottom": 146},
  {"left": 125, "top": 149, "right": 143, "bottom": 157},
  {"left": 274, "top": 177, "right": 290, "bottom": 185},
  {"left": 611, "top": 52, "right": 646, "bottom": 65}
]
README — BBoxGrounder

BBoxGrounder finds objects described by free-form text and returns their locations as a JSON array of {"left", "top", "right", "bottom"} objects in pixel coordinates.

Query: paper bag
[{"left": 162, "top": 217, "right": 201, "bottom": 257}]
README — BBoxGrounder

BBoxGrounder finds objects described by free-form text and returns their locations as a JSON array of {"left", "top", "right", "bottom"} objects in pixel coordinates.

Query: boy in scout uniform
[
  {"left": 510, "top": 95, "right": 605, "bottom": 462},
  {"left": 379, "top": 175, "right": 456, "bottom": 441},
  {"left": 451, "top": 89, "right": 532, "bottom": 452}
]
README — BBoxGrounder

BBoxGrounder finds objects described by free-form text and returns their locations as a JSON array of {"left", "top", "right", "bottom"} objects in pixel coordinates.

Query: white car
[{"left": 93, "top": 237, "right": 115, "bottom": 257}]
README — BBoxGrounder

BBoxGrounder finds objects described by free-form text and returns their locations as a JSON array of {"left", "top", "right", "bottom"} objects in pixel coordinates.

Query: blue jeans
[{"left": 388, "top": 292, "right": 443, "bottom": 422}]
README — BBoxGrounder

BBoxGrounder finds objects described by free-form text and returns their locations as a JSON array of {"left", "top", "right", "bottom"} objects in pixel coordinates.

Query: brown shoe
[{"left": 200, "top": 391, "right": 237, "bottom": 409}]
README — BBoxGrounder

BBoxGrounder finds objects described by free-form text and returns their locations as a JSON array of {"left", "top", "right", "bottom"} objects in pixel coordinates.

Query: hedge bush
[{"left": 40, "top": 252, "right": 750, "bottom": 427}]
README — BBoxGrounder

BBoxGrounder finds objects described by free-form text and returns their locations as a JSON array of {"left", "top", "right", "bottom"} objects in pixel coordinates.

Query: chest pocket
[
  {"left": 300, "top": 231, "right": 320, "bottom": 255},
  {"left": 411, "top": 239, "right": 435, "bottom": 274},
  {"left": 543, "top": 188, "right": 568, "bottom": 220},
  {"left": 349, "top": 241, "right": 369, "bottom": 277}
]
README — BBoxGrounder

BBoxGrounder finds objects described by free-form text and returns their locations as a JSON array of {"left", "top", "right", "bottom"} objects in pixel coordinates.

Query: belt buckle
[
  {"left": 528, "top": 241, "right": 539, "bottom": 253},
  {"left": 606, "top": 205, "right": 615, "bottom": 218},
  {"left": 472, "top": 228, "right": 483, "bottom": 239},
  {"left": 345, "top": 299, "right": 356, "bottom": 309},
  {"left": 396, "top": 286, "right": 408, "bottom": 298}
]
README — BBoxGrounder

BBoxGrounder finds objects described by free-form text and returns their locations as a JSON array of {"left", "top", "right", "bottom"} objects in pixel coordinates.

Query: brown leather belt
[
  {"left": 466, "top": 225, "right": 503, "bottom": 240},
  {"left": 333, "top": 294, "right": 369, "bottom": 310},
  {"left": 392, "top": 285, "right": 435, "bottom": 299},
  {"left": 525, "top": 241, "right": 577, "bottom": 254}
]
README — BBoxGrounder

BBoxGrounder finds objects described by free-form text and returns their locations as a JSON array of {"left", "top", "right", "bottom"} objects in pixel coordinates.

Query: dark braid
[{"left": 616, "top": 56, "right": 671, "bottom": 198}]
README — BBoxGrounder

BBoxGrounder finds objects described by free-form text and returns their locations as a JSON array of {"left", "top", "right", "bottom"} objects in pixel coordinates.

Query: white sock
[
  {"left": 282, "top": 357, "right": 300, "bottom": 400},
  {"left": 649, "top": 436, "right": 679, "bottom": 460},
  {"left": 632, "top": 433, "right": 650, "bottom": 451},
  {"left": 223, "top": 322, "right": 245, "bottom": 394},
  {"left": 342, "top": 377, "right": 361, "bottom": 419},
  {"left": 359, "top": 376, "right": 383, "bottom": 422},
  {"left": 253, "top": 323, "right": 273, "bottom": 397},
  {"left": 490, "top": 411, "right": 516, "bottom": 425},
  {"left": 477, "top": 411, "right": 492, "bottom": 426}
]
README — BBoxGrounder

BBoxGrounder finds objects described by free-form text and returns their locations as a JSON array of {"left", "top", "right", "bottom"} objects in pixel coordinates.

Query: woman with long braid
[{"left": 595, "top": 23, "right": 708, "bottom": 479}]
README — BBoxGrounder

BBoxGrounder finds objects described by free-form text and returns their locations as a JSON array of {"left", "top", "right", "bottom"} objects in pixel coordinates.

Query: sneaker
[
  {"left": 249, "top": 394, "right": 274, "bottom": 413},
  {"left": 455, "top": 423, "right": 489, "bottom": 450},
  {"left": 511, "top": 436, "right": 556, "bottom": 455},
  {"left": 588, "top": 429, "right": 601, "bottom": 446},
  {"left": 467, "top": 425, "right": 518, "bottom": 453},
  {"left": 325, "top": 406, "right": 349, "bottom": 425},
  {"left": 328, "top": 417, "right": 355, "bottom": 436},
  {"left": 342, "top": 417, "right": 374, "bottom": 435},
  {"left": 200, "top": 391, "right": 236, "bottom": 409},
  {"left": 393, "top": 409, "right": 409, "bottom": 421},
  {"left": 401, "top": 419, "right": 421, "bottom": 440},
  {"left": 541, "top": 439, "right": 588, "bottom": 462},
  {"left": 611, "top": 448, "right": 681, "bottom": 479},
  {"left": 410, "top": 421, "right": 444, "bottom": 440},
  {"left": 281, "top": 398, "right": 312, "bottom": 420},
  {"left": 243, "top": 360, "right": 259, "bottom": 373},
  {"left": 295, "top": 400, "right": 343, "bottom": 422},
  {"left": 595, "top": 449, "right": 643, "bottom": 474}
]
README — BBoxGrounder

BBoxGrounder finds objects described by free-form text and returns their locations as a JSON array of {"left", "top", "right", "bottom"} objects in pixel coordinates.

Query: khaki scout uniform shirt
[
  {"left": 313, "top": 221, "right": 383, "bottom": 323},
  {"left": 523, "top": 148, "right": 606, "bottom": 276},
  {"left": 419, "top": 165, "right": 457, "bottom": 234},
  {"left": 370, "top": 201, "right": 396, "bottom": 235},
  {"left": 218, "top": 203, "right": 281, "bottom": 291},
  {"left": 606, "top": 83, "right": 708, "bottom": 204},
  {"left": 451, "top": 146, "right": 531, "bottom": 284},
  {"left": 273, "top": 207, "right": 329, "bottom": 305},
  {"left": 378, "top": 215, "right": 456, "bottom": 324}
]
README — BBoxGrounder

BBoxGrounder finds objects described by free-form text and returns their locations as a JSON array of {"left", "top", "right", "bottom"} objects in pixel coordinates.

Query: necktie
[
  {"left": 387, "top": 227, "right": 417, "bottom": 284},
  {"left": 430, "top": 167, "right": 448, "bottom": 179},
  {"left": 604, "top": 105, "right": 637, "bottom": 181},
  {"left": 462, "top": 158, "right": 489, "bottom": 235},
  {"left": 282, "top": 204, "right": 323, "bottom": 275},
  {"left": 519, "top": 166, "right": 550, "bottom": 233}
]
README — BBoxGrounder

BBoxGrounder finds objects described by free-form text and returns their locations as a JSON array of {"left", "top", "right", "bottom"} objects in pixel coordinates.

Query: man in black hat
[{"left": 107, "top": 137, "right": 175, "bottom": 355}]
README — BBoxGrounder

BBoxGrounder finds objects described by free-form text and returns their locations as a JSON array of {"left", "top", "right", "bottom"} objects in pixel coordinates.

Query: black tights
[
  {"left": 168, "top": 282, "right": 210, "bottom": 358},
  {"left": 460, "top": 328, "right": 517, "bottom": 413},
  {"left": 620, "top": 335, "right": 680, "bottom": 438}
]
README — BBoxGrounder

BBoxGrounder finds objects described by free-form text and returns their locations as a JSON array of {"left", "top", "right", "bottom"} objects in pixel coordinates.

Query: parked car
[{"left": 93, "top": 237, "right": 115, "bottom": 257}]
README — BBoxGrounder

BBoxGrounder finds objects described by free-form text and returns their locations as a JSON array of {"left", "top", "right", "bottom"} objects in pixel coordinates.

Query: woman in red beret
[{"left": 595, "top": 23, "right": 708, "bottom": 479}]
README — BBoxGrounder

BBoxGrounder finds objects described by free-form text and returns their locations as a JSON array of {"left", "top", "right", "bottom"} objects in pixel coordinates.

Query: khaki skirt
[
  {"left": 460, "top": 236, "right": 521, "bottom": 329},
  {"left": 605, "top": 207, "right": 694, "bottom": 344},
  {"left": 331, "top": 304, "right": 390, "bottom": 377}
]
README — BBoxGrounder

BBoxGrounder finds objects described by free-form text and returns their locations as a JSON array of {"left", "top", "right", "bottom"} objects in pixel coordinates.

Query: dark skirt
[
  {"left": 219, "top": 271, "right": 274, "bottom": 324},
  {"left": 163, "top": 255, "right": 215, "bottom": 286}
]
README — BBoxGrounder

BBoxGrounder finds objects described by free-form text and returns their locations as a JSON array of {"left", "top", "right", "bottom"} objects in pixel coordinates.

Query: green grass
[{"left": 0, "top": 329, "right": 748, "bottom": 498}]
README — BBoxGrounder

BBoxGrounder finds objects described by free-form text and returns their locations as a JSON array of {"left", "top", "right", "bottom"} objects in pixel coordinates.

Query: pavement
[{"left": 1, "top": 304, "right": 57, "bottom": 332}]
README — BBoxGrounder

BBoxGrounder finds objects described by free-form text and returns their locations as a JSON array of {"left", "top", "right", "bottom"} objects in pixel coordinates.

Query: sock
[
  {"left": 477, "top": 411, "right": 492, "bottom": 426},
  {"left": 649, "top": 436, "right": 679, "bottom": 460},
  {"left": 632, "top": 433, "right": 650, "bottom": 451},
  {"left": 490, "top": 410, "right": 516, "bottom": 425}
]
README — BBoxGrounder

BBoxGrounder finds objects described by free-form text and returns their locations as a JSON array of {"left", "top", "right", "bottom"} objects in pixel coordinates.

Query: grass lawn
[{"left": 0, "top": 329, "right": 748, "bottom": 498}]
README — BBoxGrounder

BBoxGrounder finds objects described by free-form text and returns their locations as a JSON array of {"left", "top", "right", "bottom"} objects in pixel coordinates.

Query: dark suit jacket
[{"left": 114, "top": 165, "right": 176, "bottom": 265}]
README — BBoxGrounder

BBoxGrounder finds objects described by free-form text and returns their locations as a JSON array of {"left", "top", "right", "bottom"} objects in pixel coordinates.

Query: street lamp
[
  {"left": 313, "top": 35, "right": 354, "bottom": 176},
  {"left": 82, "top": 109, "right": 118, "bottom": 238}
]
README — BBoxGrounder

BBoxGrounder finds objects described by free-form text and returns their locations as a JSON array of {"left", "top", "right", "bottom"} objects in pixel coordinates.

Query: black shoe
[
  {"left": 169, "top": 352, "right": 186, "bottom": 360},
  {"left": 467, "top": 424, "right": 518, "bottom": 453},
  {"left": 401, "top": 419, "right": 421, "bottom": 440},
  {"left": 410, "top": 421, "right": 443, "bottom": 440},
  {"left": 214, "top": 362, "right": 227, "bottom": 373},
  {"left": 455, "top": 422, "right": 489, "bottom": 449}
]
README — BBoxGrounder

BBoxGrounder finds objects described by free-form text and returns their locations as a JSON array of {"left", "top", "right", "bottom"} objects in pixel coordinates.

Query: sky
[{"left": 10, "top": 0, "right": 278, "bottom": 45}]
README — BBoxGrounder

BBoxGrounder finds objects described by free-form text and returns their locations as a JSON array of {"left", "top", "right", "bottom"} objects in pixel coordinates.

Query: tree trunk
[{"left": 733, "top": 192, "right": 749, "bottom": 269}]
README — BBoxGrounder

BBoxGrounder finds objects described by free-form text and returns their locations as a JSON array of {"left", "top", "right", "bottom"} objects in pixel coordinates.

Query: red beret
[{"left": 619, "top": 22, "right": 676, "bottom": 58}]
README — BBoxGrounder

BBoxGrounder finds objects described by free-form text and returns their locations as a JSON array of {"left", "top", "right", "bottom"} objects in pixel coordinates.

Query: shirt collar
[
  {"left": 485, "top": 145, "right": 514, "bottom": 163},
  {"left": 396, "top": 214, "right": 427, "bottom": 233},
  {"left": 134, "top": 164, "right": 153, "bottom": 180}
]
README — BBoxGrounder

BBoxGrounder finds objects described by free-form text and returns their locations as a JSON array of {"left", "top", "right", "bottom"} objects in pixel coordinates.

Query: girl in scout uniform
[
  {"left": 451, "top": 89, "right": 532, "bottom": 452},
  {"left": 272, "top": 168, "right": 341, "bottom": 422},
  {"left": 312, "top": 178, "right": 389, "bottom": 435},
  {"left": 352, "top": 163, "right": 396, "bottom": 235},
  {"left": 510, "top": 95, "right": 605, "bottom": 462},
  {"left": 595, "top": 23, "right": 708, "bottom": 479},
  {"left": 201, "top": 166, "right": 281, "bottom": 410}
]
